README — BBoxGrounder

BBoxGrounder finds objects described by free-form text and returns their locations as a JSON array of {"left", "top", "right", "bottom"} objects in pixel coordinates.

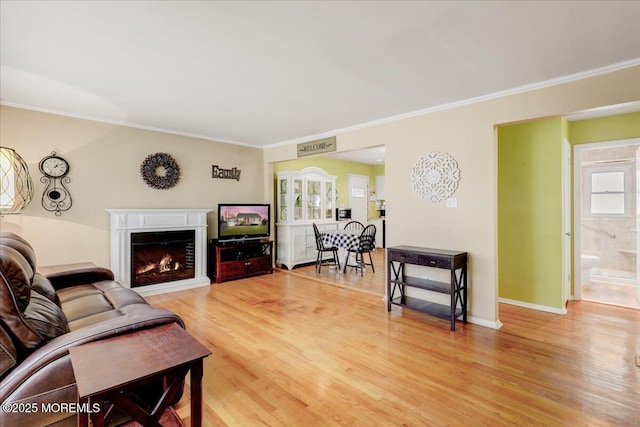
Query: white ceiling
[
  {"left": 1, "top": 1, "right": 639, "bottom": 149},
  {"left": 324, "top": 146, "right": 386, "bottom": 165}
]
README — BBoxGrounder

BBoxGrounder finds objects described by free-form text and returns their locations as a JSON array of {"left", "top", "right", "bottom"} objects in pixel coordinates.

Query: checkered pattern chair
[
  {"left": 313, "top": 223, "right": 341, "bottom": 273},
  {"left": 343, "top": 220, "right": 364, "bottom": 232},
  {"left": 348, "top": 224, "right": 376, "bottom": 276}
]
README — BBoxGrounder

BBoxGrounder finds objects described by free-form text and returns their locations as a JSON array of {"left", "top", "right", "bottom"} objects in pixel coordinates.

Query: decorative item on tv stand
[{"left": 276, "top": 167, "right": 338, "bottom": 269}]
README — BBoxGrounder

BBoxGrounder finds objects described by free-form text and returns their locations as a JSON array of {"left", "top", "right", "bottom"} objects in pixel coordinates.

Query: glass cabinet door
[
  {"left": 277, "top": 170, "right": 336, "bottom": 224},
  {"left": 307, "top": 179, "right": 321, "bottom": 220},
  {"left": 325, "top": 181, "right": 333, "bottom": 220},
  {"left": 278, "top": 178, "right": 288, "bottom": 221},
  {"left": 293, "top": 178, "right": 303, "bottom": 221}
]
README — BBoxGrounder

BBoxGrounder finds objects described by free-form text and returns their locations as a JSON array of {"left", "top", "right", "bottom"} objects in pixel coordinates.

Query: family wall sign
[{"left": 212, "top": 165, "right": 241, "bottom": 181}]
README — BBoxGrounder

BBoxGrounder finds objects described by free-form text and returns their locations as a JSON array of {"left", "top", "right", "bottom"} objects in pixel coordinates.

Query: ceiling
[
  {"left": 324, "top": 146, "right": 386, "bottom": 166},
  {"left": 1, "top": 1, "right": 639, "bottom": 149}
]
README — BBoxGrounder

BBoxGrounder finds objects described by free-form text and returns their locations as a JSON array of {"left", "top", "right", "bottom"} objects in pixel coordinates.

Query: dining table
[{"left": 321, "top": 229, "right": 360, "bottom": 273}]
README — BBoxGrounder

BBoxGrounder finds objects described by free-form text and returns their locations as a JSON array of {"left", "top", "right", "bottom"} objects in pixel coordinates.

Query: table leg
[
  {"left": 337, "top": 248, "right": 348, "bottom": 273},
  {"left": 190, "top": 360, "right": 204, "bottom": 427},
  {"left": 77, "top": 395, "right": 89, "bottom": 427},
  {"left": 89, "top": 396, "right": 105, "bottom": 427}
]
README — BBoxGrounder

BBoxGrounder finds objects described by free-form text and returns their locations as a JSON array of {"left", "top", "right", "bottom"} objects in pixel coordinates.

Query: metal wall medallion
[
  {"left": 411, "top": 151, "right": 460, "bottom": 201},
  {"left": 140, "top": 153, "right": 180, "bottom": 189}
]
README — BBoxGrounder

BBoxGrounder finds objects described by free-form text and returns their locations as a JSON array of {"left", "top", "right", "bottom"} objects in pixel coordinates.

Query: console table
[
  {"left": 70, "top": 323, "right": 211, "bottom": 427},
  {"left": 387, "top": 246, "right": 468, "bottom": 331}
]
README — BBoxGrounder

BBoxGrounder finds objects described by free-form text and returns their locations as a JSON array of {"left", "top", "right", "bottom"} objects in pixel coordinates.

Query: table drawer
[
  {"left": 388, "top": 250, "right": 420, "bottom": 264},
  {"left": 388, "top": 250, "right": 452, "bottom": 269},
  {"left": 419, "top": 255, "right": 451, "bottom": 269}
]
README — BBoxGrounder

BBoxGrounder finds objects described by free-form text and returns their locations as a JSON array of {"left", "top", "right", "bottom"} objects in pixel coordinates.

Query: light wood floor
[
  {"left": 277, "top": 248, "right": 386, "bottom": 297},
  {"left": 146, "top": 268, "right": 640, "bottom": 426}
]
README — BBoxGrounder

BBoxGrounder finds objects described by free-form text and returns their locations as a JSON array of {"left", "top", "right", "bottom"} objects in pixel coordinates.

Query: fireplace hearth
[
  {"left": 107, "top": 208, "right": 211, "bottom": 296},
  {"left": 131, "top": 230, "right": 195, "bottom": 288}
]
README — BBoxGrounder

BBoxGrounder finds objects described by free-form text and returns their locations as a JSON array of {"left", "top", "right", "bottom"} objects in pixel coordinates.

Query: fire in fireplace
[{"left": 131, "top": 230, "right": 195, "bottom": 288}]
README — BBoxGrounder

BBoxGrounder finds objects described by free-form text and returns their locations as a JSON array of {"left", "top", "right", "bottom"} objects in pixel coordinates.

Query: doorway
[
  {"left": 574, "top": 138, "right": 640, "bottom": 309},
  {"left": 347, "top": 174, "right": 369, "bottom": 224}
]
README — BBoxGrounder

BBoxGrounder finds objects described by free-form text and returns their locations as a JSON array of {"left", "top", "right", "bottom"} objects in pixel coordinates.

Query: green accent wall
[
  {"left": 373, "top": 164, "right": 385, "bottom": 176},
  {"left": 570, "top": 112, "right": 640, "bottom": 144},
  {"left": 498, "top": 117, "right": 564, "bottom": 308}
]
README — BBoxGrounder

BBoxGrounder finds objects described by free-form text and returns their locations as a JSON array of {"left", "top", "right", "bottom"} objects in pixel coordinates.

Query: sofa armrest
[
  {"left": 0, "top": 305, "right": 184, "bottom": 414},
  {"left": 46, "top": 267, "right": 115, "bottom": 290}
]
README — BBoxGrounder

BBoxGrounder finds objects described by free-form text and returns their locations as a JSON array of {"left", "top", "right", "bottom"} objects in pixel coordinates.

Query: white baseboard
[
  {"left": 133, "top": 277, "right": 211, "bottom": 297},
  {"left": 499, "top": 298, "right": 567, "bottom": 315},
  {"left": 468, "top": 316, "right": 503, "bottom": 330}
]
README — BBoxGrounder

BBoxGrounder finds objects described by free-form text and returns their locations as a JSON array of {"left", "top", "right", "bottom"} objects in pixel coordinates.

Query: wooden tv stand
[{"left": 209, "top": 239, "right": 273, "bottom": 283}]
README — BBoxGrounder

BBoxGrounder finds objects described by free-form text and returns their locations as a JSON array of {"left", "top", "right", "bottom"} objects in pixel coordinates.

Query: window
[{"left": 585, "top": 164, "right": 632, "bottom": 217}]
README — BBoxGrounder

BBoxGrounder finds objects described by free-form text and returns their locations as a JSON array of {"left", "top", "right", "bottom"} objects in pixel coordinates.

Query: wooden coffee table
[{"left": 69, "top": 323, "right": 211, "bottom": 427}]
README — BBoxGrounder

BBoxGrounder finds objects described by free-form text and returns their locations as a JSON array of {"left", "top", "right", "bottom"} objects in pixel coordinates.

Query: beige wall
[
  {"left": 0, "top": 106, "right": 264, "bottom": 267},
  {"left": 264, "top": 65, "right": 640, "bottom": 327},
  {"left": 3, "top": 66, "right": 638, "bottom": 327}
]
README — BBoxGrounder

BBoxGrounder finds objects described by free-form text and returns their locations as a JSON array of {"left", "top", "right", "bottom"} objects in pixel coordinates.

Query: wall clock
[{"left": 39, "top": 151, "right": 72, "bottom": 215}]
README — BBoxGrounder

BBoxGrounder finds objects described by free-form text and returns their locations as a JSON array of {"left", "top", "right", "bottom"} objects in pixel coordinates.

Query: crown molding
[
  {"left": 0, "top": 101, "right": 262, "bottom": 148},
  {"left": 269, "top": 58, "right": 640, "bottom": 148},
  {"left": 3, "top": 58, "right": 638, "bottom": 150}
]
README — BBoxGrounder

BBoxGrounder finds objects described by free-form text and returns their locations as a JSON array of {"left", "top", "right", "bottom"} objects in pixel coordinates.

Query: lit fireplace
[
  {"left": 107, "top": 208, "right": 211, "bottom": 296},
  {"left": 131, "top": 230, "right": 195, "bottom": 288}
]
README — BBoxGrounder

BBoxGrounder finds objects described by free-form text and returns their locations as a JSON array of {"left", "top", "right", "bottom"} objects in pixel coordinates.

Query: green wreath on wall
[{"left": 140, "top": 152, "right": 180, "bottom": 190}]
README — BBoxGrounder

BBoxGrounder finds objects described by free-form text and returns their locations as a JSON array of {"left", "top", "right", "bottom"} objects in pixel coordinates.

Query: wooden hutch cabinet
[{"left": 276, "top": 167, "right": 339, "bottom": 269}]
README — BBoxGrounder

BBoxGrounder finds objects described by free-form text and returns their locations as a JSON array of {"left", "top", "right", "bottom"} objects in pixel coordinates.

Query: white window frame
[{"left": 583, "top": 164, "right": 632, "bottom": 218}]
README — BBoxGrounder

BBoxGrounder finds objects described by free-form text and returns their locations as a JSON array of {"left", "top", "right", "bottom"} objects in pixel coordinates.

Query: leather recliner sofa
[{"left": 0, "top": 232, "right": 185, "bottom": 427}]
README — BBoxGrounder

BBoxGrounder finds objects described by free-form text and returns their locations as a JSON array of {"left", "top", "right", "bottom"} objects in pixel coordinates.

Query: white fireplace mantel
[{"left": 106, "top": 208, "right": 211, "bottom": 296}]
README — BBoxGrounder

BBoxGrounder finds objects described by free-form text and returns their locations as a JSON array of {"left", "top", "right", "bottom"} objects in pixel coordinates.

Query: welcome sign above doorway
[{"left": 297, "top": 137, "right": 337, "bottom": 157}]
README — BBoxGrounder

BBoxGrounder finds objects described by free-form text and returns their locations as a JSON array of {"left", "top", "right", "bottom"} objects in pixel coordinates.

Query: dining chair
[
  {"left": 343, "top": 220, "right": 364, "bottom": 232},
  {"left": 348, "top": 224, "right": 376, "bottom": 276},
  {"left": 312, "top": 223, "right": 341, "bottom": 273}
]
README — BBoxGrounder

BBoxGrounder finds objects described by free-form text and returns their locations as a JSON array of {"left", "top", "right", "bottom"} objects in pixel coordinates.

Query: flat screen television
[{"left": 218, "top": 203, "right": 270, "bottom": 241}]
